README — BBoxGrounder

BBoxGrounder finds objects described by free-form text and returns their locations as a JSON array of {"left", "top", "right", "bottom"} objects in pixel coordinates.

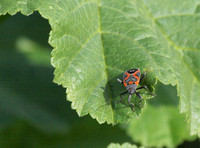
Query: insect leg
[
  {"left": 136, "top": 92, "right": 143, "bottom": 108},
  {"left": 117, "top": 90, "right": 128, "bottom": 103},
  {"left": 136, "top": 85, "right": 156, "bottom": 96},
  {"left": 117, "top": 78, "right": 123, "bottom": 84},
  {"left": 128, "top": 94, "right": 135, "bottom": 111},
  {"left": 140, "top": 71, "right": 147, "bottom": 82}
]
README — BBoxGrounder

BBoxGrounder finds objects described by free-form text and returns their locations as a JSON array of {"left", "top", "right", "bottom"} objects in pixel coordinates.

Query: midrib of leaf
[
  {"left": 102, "top": 31, "right": 161, "bottom": 74},
  {"left": 97, "top": 0, "right": 114, "bottom": 122},
  {"left": 53, "top": 0, "right": 176, "bottom": 123},
  {"left": 98, "top": 5, "right": 170, "bottom": 82},
  {"left": 1, "top": 0, "right": 200, "bottom": 135},
  {"left": 168, "top": 43, "right": 200, "bottom": 52},
  {"left": 95, "top": 0, "right": 162, "bottom": 123},
  {"left": 73, "top": 0, "right": 115, "bottom": 121},
  {"left": 141, "top": 0, "right": 199, "bottom": 134}
]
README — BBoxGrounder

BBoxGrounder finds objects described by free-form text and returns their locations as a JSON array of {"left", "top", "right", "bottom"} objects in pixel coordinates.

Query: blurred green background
[{"left": 0, "top": 12, "right": 200, "bottom": 148}]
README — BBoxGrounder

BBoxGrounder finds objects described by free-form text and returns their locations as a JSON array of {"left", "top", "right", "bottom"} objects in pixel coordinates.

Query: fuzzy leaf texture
[{"left": 0, "top": 0, "right": 200, "bottom": 136}]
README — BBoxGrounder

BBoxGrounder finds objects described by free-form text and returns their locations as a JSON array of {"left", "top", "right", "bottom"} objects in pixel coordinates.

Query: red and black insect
[{"left": 117, "top": 68, "right": 155, "bottom": 111}]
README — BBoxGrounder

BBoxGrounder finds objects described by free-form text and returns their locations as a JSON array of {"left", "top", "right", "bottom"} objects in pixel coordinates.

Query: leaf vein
[{"left": 98, "top": 0, "right": 115, "bottom": 123}]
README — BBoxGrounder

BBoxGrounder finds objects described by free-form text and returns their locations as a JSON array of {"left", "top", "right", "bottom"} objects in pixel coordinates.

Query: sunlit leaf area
[{"left": 0, "top": 0, "right": 200, "bottom": 147}]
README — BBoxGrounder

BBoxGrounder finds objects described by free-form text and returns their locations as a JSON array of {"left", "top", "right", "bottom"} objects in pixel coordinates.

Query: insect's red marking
[
  {"left": 124, "top": 70, "right": 140, "bottom": 87},
  {"left": 129, "top": 81, "right": 134, "bottom": 85},
  {"left": 123, "top": 72, "right": 130, "bottom": 87},
  {"left": 133, "top": 70, "right": 140, "bottom": 85}
]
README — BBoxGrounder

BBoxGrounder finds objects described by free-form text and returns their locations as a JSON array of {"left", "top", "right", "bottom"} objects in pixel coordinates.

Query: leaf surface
[
  {"left": 0, "top": 0, "right": 200, "bottom": 135},
  {"left": 126, "top": 83, "right": 196, "bottom": 147}
]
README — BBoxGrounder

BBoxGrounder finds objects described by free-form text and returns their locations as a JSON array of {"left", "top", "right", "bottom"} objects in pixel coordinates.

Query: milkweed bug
[{"left": 117, "top": 68, "right": 155, "bottom": 111}]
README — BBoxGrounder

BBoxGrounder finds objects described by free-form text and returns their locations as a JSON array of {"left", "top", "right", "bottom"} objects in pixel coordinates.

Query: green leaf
[
  {"left": 127, "top": 105, "right": 192, "bottom": 147},
  {"left": 125, "top": 83, "right": 196, "bottom": 147},
  {"left": 16, "top": 37, "right": 51, "bottom": 67},
  {"left": 107, "top": 143, "right": 142, "bottom": 148},
  {"left": 1, "top": 0, "right": 200, "bottom": 136},
  {"left": 0, "top": 13, "right": 133, "bottom": 147},
  {"left": 142, "top": 0, "right": 200, "bottom": 136}
]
